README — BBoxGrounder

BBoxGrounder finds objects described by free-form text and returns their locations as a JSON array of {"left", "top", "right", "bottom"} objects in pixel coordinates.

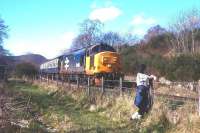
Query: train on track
[{"left": 40, "top": 43, "right": 122, "bottom": 84}]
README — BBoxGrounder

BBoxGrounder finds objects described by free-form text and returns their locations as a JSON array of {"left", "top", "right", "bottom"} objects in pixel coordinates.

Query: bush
[
  {"left": 166, "top": 54, "right": 200, "bottom": 81},
  {"left": 15, "top": 62, "right": 38, "bottom": 78},
  {"left": 120, "top": 45, "right": 200, "bottom": 81},
  {"left": 120, "top": 46, "right": 168, "bottom": 75},
  {"left": 120, "top": 46, "right": 139, "bottom": 74},
  {"left": 149, "top": 54, "right": 169, "bottom": 76}
]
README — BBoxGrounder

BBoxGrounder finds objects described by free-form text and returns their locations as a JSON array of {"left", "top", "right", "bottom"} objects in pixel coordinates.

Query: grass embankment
[
  {"left": 5, "top": 80, "right": 118, "bottom": 132},
  {"left": 3, "top": 80, "right": 200, "bottom": 133}
]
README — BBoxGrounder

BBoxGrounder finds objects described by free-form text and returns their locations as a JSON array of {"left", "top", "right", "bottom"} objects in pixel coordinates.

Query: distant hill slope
[{"left": 12, "top": 54, "right": 48, "bottom": 66}]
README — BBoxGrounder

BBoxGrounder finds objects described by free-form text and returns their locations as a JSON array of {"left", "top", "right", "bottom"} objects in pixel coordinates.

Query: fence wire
[{"left": 38, "top": 74, "right": 200, "bottom": 115}]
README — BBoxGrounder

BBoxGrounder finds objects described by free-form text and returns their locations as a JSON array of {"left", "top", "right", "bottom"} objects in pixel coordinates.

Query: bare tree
[
  {"left": 101, "top": 31, "right": 124, "bottom": 51},
  {"left": 101, "top": 32, "right": 120, "bottom": 46},
  {"left": 101, "top": 32, "right": 137, "bottom": 52},
  {"left": 0, "top": 17, "right": 8, "bottom": 56},
  {"left": 169, "top": 8, "right": 200, "bottom": 54},
  {"left": 123, "top": 33, "right": 137, "bottom": 46},
  {"left": 71, "top": 19, "right": 103, "bottom": 50},
  {"left": 144, "top": 25, "right": 166, "bottom": 42}
]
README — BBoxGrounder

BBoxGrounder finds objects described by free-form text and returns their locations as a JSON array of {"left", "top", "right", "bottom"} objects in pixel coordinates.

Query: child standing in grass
[{"left": 131, "top": 64, "right": 156, "bottom": 120}]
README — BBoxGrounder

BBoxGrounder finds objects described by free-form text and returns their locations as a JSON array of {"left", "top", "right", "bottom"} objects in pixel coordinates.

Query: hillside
[
  {"left": 119, "top": 31, "right": 200, "bottom": 81},
  {"left": 12, "top": 54, "right": 47, "bottom": 66},
  {"left": 120, "top": 34, "right": 171, "bottom": 75}
]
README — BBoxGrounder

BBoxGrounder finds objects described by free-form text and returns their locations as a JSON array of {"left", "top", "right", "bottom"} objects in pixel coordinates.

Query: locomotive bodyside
[{"left": 59, "top": 49, "right": 86, "bottom": 74}]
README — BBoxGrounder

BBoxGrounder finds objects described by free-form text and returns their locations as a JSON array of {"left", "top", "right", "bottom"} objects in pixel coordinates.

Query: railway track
[{"left": 154, "top": 92, "right": 198, "bottom": 102}]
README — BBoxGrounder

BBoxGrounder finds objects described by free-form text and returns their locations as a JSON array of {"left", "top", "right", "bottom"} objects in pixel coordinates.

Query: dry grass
[
  {"left": 97, "top": 95, "right": 135, "bottom": 123},
  {"left": 155, "top": 85, "right": 198, "bottom": 98},
  {"left": 35, "top": 80, "right": 200, "bottom": 133},
  {"left": 3, "top": 79, "right": 200, "bottom": 133}
]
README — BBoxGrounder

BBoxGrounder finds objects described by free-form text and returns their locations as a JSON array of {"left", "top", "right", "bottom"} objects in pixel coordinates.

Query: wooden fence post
[
  {"left": 149, "top": 79, "right": 154, "bottom": 110},
  {"left": 119, "top": 77, "right": 123, "bottom": 96},
  {"left": 87, "top": 77, "right": 90, "bottom": 96},
  {"left": 56, "top": 74, "right": 58, "bottom": 86},
  {"left": 62, "top": 75, "right": 64, "bottom": 86},
  {"left": 68, "top": 77, "right": 71, "bottom": 89},
  {"left": 52, "top": 74, "right": 54, "bottom": 82},
  {"left": 101, "top": 76, "right": 104, "bottom": 94},
  {"left": 47, "top": 74, "right": 49, "bottom": 84},
  {"left": 198, "top": 80, "right": 200, "bottom": 116},
  {"left": 39, "top": 75, "right": 41, "bottom": 83},
  {"left": 77, "top": 76, "right": 79, "bottom": 88}
]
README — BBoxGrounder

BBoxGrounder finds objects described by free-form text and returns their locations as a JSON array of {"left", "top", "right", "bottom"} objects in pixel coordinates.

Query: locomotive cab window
[
  {"left": 80, "top": 55, "right": 84, "bottom": 66},
  {"left": 100, "top": 45, "right": 115, "bottom": 52},
  {"left": 86, "top": 50, "right": 90, "bottom": 56},
  {"left": 90, "top": 45, "right": 115, "bottom": 55},
  {"left": 87, "top": 44, "right": 116, "bottom": 56},
  {"left": 90, "top": 45, "right": 100, "bottom": 55}
]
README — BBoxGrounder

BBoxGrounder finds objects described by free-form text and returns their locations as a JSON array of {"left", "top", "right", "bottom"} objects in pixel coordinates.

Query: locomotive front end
[
  {"left": 95, "top": 51, "right": 121, "bottom": 74},
  {"left": 85, "top": 44, "right": 122, "bottom": 80}
]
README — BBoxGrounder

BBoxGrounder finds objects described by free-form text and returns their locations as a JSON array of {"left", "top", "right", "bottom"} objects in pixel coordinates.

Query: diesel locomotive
[{"left": 40, "top": 43, "right": 122, "bottom": 83}]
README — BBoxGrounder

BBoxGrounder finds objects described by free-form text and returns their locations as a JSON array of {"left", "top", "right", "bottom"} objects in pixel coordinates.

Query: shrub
[
  {"left": 166, "top": 54, "right": 200, "bottom": 81},
  {"left": 120, "top": 47, "right": 168, "bottom": 76},
  {"left": 120, "top": 45, "right": 200, "bottom": 81},
  {"left": 149, "top": 54, "right": 169, "bottom": 76},
  {"left": 15, "top": 62, "right": 38, "bottom": 78},
  {"left": 120, "top": 46, "right": 139, "bottom": 74}
]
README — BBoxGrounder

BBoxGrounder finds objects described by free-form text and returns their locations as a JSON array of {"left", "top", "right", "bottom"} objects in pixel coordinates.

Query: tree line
[
  {"left": 1, "top": 8, "right": 200, "bottom": 81},
  {"left": 69, "top": 8, "right": 200, "bottom": 55}
]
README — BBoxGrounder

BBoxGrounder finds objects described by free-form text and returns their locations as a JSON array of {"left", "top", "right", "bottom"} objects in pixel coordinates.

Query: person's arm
[{"left": 149, "top": 75, "right": 157, "bottom": 81}]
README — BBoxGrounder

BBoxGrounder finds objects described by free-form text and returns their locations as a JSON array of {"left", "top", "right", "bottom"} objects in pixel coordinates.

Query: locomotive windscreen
[
  {"left": 90, "top": 44, "right": 116, "bottom": 55},
  {"left": 100, "top": 45, "right": 116, "bottom": 52}
]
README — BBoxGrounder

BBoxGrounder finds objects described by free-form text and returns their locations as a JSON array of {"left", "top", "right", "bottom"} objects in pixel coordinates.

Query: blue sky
[{"left": 0, "top": 0, "right": 200, "bottom": 58}]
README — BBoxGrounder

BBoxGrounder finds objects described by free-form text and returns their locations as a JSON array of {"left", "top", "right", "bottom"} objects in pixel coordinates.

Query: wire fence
[
  {"left": 0, "top": 65, "right": 8, "bottom": 81},
  {"left": 37, "top": 74, "right": 200, "bottom": 116}
]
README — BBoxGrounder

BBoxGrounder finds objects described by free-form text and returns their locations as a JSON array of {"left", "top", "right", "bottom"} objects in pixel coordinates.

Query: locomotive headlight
[
  {"left": 102, "top": 57, "right": 109, "bottom": 63},
  {"left": 107, "top": 64, "right": 112, "bottom": 68}
]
